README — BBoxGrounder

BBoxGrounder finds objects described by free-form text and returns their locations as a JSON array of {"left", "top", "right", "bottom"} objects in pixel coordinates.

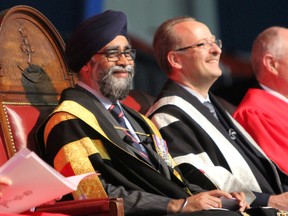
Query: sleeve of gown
[{"left": 233, "top": 108, "right": 288, "bottom": 174}]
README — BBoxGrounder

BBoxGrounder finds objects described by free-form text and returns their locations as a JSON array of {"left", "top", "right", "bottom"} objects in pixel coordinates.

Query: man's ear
[
  {"left": 167, "top": 51, "right": 182, "bottom": 69},
  {"left": 81, "top": 59, "right": 95, "bottom": 73},
  {"left": 78, "top": 62, "right": 91, "bottom": 80},
  {"left": 81, "top": 65, "right": 89, "bottom": 72},
  {"left": 263, "top": 54, "right": 277, "bottom": 74}
]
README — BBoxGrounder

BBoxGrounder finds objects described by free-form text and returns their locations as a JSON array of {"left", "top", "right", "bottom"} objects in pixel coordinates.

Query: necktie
[
  {"left": 109, "top": 103, "right": 127, "bottom": 129},
  {"left": 203, "top": 101, "right": 219, "bottom": 121},
  {"left": 109, "top": 103, "right": 149, "bottom": 159}
]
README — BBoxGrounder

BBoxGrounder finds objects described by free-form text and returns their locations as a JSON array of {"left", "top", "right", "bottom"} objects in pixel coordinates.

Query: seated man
[
  {"left": 147, "top": 16, "right": 288, "bottom": 211},
  {"left": 36, "top": 10, "right": 247, "bottom": 216},
  {"left": 233, "top": 26, "right": 288, "bottom": 174}
]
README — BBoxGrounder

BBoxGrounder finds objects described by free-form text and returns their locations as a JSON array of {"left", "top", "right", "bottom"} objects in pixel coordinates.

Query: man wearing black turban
[
  {"left": 37, "top": 10, "right": 247, "bottom": 215},
  {"left": 65, "top": 10, "right": 128, "bottom": 73}
]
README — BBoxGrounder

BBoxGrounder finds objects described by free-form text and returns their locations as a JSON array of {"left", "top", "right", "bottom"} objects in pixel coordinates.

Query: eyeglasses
[
  {"left": 174, "top": 39, "right": 222, "bottom": 52},
  {"left": 95, "top": 49, "right": 136, "bottom": 62}
]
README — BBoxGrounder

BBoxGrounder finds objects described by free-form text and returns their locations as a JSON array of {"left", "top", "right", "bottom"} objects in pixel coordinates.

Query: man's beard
[{"left": 97, "top": 65, "right": 135, "bottom": 101}]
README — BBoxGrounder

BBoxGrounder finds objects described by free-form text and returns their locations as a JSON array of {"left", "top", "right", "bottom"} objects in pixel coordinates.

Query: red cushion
[{"left": 2, "top": 104, "right": 56, "bottom": 158}]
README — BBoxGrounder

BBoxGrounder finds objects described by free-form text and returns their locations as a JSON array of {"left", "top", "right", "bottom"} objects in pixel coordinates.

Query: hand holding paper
[{"left": 0, "top": 148, "right": 98, "bottom": 213}]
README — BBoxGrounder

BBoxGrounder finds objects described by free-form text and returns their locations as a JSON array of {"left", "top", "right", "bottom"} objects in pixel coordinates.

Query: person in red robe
[{"left": 233, "top": 26, "right": 288, "bottom": 174}]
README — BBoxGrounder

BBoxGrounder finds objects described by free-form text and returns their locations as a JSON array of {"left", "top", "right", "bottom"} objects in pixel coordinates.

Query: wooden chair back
[{"left": 0, "top": 5, "right": 75, "bottom": 163}]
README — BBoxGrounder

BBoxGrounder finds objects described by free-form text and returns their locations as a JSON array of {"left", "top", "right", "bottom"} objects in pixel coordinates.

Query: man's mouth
[
  {"left": 207, "top": 59, "right": 219, "bottom": 64},
  {"left": 112, "top": 70, "right": 129, "bottom": 78}
]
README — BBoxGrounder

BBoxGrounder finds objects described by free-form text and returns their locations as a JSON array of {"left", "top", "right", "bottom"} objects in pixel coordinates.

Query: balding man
[
  {"left": 148, "top": 17, "right": 288, "bottom": 212},
  {"left": 234, "top": 27, "right": 288, "bottom": 174}
]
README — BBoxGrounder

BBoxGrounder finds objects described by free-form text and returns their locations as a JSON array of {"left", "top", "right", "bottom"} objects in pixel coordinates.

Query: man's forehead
[{"left": 175, "top": 21, "right": 213, "bottom": 43}]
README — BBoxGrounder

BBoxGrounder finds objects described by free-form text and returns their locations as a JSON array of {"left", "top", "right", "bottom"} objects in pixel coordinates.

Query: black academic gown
[{"left": 148, "top": 80, "right": 288, "bottom": 207}]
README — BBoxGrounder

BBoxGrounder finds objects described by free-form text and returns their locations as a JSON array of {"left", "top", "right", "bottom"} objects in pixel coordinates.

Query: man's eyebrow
[
  {"left": 105, "top": 46, "right": 119, "bottom": 51},
  {"left": 105, "top": 45, "right": 132, "bottom": 51}
]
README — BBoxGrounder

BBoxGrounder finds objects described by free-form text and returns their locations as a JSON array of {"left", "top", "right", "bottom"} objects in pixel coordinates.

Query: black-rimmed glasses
[
  {"left": 174, "top": 39, "right": 222, "bottom": 52},
  {"left": 95, "top": 49, "right": 136, "bottom": 62}
]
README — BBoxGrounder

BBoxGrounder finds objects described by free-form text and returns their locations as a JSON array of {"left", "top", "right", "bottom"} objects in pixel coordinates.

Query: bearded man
[{"left": 36, "top": 10, "right": 249, "bottom": 216}]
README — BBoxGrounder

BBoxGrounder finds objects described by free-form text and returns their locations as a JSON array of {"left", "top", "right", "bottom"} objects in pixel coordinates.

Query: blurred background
[{"left": 1, "top": 0, "right": 288, "bottom": 106}]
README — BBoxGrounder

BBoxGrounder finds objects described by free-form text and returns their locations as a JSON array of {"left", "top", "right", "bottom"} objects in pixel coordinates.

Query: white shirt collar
[
  {"left": 176, "top": 82, "right": 211, "bottom": 104},
  {"left": 260, "top": 83, "right": 288, "bottom": 103},
  {"left": 77, "top": 81, "right": 119, "bottom": 109}
]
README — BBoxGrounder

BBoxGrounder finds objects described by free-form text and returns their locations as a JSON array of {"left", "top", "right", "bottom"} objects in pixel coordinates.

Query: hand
[
  {"left": 268, "top": 192, "right": 288, "bottom": 210},
  {"left": 0, "top": 177, "right": 12, "bottom": 186},
  {"left": 229, "top": 192, "right": 250, "bottom": 212},
  {"left": 0, "top": 177, "right": 12, "bottom": 199},
  {"left": 168, "top": 190, "right": 235, "bottom": 213}
]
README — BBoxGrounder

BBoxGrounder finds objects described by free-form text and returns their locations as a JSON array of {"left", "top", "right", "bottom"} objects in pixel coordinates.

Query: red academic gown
[{"left": 233, "top": 88, "right": 288, "bottom": 174}]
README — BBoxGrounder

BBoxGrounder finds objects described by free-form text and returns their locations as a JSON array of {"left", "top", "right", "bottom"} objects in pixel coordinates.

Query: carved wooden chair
[{"left": 0, "top": 5, "right": 124, "bottom": 216}]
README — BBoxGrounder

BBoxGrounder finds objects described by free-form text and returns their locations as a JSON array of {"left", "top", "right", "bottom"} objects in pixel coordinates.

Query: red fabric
[
  {"left": 0, "top": 135, "right": 8, "bottom": 166},
  {"left": 0, "top": 212, "right": 68, "bottom": 216},
  {"left": 60, "top": 163, "right": 75, "bottom": 177},
  {"left": 5, "top": 105, "right": 41, "bottom": 151},
  {"left": 122, "top": 90, "right": 155, "bottom": 114},
  {"left": 122, "top": 95, "right": 141, "bottom": 112},
  {"left": 234, "top": 88, "right": 288, "bottom": 174},
  {"left": 5, "top": 105, "right": 55, "bottom": 152}
]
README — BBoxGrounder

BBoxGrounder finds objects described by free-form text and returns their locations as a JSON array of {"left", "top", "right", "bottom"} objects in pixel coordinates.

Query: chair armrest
[
  {"left": 35, "top": 198, "right": 124, "bottom": 216},
  {"left": 108, "top": 198, "right": 124, "bottom": 216}
]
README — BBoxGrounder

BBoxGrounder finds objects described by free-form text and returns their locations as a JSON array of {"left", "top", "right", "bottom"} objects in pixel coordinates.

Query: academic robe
[
  {"left": 37, "top": 85, "right": 235, "bottom": 216},
  {"left": 147, "top": 80, "right": 288, "bottom": 207},
  {"left": 233, "top": 88, "right": 288, "bottom": 174}
]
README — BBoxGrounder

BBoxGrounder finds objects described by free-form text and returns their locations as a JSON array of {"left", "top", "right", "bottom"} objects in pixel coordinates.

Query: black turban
[{"left": 65, "top": 10, "right": 128, "bottom": 72}]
